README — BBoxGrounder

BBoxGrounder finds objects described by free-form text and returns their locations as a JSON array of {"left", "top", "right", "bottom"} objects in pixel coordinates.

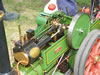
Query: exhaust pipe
[{"left": 0, "top": 11, "right": 17, "bottom": 75}]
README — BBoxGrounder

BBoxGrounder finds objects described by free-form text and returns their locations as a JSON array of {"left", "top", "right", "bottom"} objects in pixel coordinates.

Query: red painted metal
[
  {"left": 96, "top": 11, "right": 100, "bottom": 20},
  {"left": 81, "top": 7, "right": 91, "bottom": 15},
  {"left": 55, "top": 46, "right": 62, "bottom": 53},
  {"left": 85, "top": 38, "right": 100, "bottom": 75},
  {"left": 48, "top": 4, "right": 56, "bottom": 11}
]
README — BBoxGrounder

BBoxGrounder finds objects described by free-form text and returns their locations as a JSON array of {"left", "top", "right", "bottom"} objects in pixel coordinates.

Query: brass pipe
[
  {"left": 18, "top": 25, "right": 21, "bottom": 41},
  {"left": 25, "top": 33, "right": 28, "bottom": 41},
  {"left": 21, "top": 36, "right": 24, "bottom": 44}
]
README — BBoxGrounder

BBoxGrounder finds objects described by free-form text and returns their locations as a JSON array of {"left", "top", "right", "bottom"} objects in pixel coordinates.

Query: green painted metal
[
  {"left": 34, "top": 25, "right": 48, "bottom": 37},
  {"left": 40, "top": 35, "right": 69, "bottom": 72},
  {"left": 35, "top": 13, "right": 51, "bottom": 37},
  {"left": 71, "top": 14, "right": 90, "bottom": 49},
  {"left": 36, "top": 12, "right": 50, "bottom": 26},
  {"left": 51, "top": 11, "right": 72, "bottom": 25},
  {"left": 35, "top": 11, "right": 72, "bottom": 37},
  {"left": 69, "top": 50, "right": 77, "bottom": 70},
  {"left": 19, "top": 60, "right": 43, "bottom": 75}
]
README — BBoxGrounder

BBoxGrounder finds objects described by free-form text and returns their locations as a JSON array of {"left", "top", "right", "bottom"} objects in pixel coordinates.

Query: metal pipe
[
  {"left": 18, "top": 24, "right": 22, "bottom": 41},
  {"left": 91, "top": 0, "right": 95, "bottom": 23},
  {"left": 0, "top": 11, "right": 17, "bottom": 75}
]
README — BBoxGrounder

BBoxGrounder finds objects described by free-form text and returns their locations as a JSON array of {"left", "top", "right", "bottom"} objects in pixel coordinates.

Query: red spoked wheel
[
  {"left": 74, "top": 29, "right": 100, "bottom": 75},
  {"left": 85, "top": 38, "right": 100, "bottom": 75}
]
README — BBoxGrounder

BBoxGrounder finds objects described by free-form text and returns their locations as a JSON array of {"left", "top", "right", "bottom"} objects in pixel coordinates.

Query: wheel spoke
[
  {"left": 89, "top": 71, "right": 93, "bottom": 75},
  {"left": 91, "top": 67, "right": 100, "bottom": 75},
  {"left": 94, "top": 42, "right": 100, "bottom": 54},
  {"left": 85, "top": 57, "right": 94, "bottom": 67},
  {"left": 85, "top": 38, "right": 100, "bottom": 75},
  {"left": 85, "top": 63, "right": 93, "bottom": 75},
  {"left": 89, "top": 53, "right": 95, "bottom": 61},
  {"left": 90, "top": 39, "right": 100, "bottom": 56},
  {"left": 95, "top": 49, "right": 100, "bottom": 56},
  {"left": 95, "top": 61, "right": 100, "bottom": 69}
]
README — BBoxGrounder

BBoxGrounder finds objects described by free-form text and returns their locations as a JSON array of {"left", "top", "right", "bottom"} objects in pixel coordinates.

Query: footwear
[{"left": 3, "top": 12, "right": 19, "bottom": 21}]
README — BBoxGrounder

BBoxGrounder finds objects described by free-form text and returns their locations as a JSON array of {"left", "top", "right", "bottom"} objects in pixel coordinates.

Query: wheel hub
[
  {"left": 67, "top": 13, "right": 90, "bottom": 49},
  {"left": 95, "top": 56, "right": 100, "bottom": 63}
]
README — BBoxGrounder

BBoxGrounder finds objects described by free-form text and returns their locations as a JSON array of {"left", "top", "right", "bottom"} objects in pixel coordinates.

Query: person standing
[{"left": 0, "top": 0, "right": 19, "bottom": 21}]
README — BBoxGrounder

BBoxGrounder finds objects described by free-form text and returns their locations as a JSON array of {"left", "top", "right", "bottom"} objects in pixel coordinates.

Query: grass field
[
  {"left": 3, "top": 0, "right": 91, "bottom": 50},
  {"left": 3, "top": 0, "right": 45, "bottom": 49}
]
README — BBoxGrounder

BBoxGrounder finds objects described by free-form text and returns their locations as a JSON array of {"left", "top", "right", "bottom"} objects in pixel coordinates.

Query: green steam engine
[{"left": 0, "top": 1, "right": 100, "bottom": 75}]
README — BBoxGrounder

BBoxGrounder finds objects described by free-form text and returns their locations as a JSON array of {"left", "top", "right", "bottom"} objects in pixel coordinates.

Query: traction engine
[{"left": 0, "top": 0, "right": 100, "bottom": 75}]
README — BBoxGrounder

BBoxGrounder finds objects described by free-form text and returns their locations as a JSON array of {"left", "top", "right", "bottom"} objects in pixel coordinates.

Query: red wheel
[
  {"left": 84, "top": 37, "right": 100, "bottom": 75},
  {"left": 74, "top": 29, "right": 100, "bottom": 75},
  {"left": 78, "top": 30, "right": 100, "bottom": 75}
]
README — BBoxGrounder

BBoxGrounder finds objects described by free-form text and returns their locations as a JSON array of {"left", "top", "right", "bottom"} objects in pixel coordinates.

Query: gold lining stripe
[
  {"left": 47, "top": 37, "right": 66, "bottom": 53},
  {"left": 91, "top": 19, "right": 100, "bottom": 28},
  {"left": 46, "top": 37, "right": 68, "bottom": 64},
  {"left": 47, "top": 48, "right": 68, "bottom": 64}
]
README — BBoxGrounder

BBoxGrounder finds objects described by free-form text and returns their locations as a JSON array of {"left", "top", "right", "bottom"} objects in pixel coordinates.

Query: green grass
[
  {"left": 4, "top": 0, "right": 45, "bottom": 12},
  {"left": 76, "top": 0, "right": 91, "bottom": 6},
  {"left": 3, "top": 0, "right": 45, "bottom": 49},
  {"left": 76, "top": 0, "right": 91, "bottom": 11}
]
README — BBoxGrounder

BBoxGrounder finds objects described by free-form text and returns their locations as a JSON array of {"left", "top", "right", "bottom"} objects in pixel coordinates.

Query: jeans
[{"left": 57, "top": 0, "right": 77, "bottom": 16}]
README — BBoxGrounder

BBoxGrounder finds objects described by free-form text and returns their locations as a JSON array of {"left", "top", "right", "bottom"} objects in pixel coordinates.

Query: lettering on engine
[{"left": 55, "top": 46, "right": 62, "bottom": 53}]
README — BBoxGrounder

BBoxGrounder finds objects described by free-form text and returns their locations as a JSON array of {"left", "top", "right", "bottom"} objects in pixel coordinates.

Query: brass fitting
[
  {"left": 21, "top": 36, "right": 24, "bottom": 44},
  {"left": 29, "top": 47, "right": 40, "bottom": 58},
  {"left": 14, "top": 52, "right": 29, "bottom": 66},
  {"left": 25, "top": 33, "right": 28, "bottom": 41},
  {"left": 0, "top": 10, "right": 4, "bottom": 20}
]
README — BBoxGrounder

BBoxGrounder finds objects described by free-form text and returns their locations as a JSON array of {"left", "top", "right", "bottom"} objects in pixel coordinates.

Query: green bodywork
[
  {"left": 17, "top": 11, "right": 100, "bottom": 75},
  {"left": 71, "top": 14, "right": 90, "bottom": 49},
  {"left": 18, "top": 11, "right": 71, "bottom": 75},
  {"left": 40, "top": 35, "right": 69, "bottom": 71}
]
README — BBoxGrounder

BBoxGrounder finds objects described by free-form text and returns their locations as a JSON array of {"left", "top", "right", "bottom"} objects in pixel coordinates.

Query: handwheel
[
  {"left": 75, "top": 29, "right": 100, "bottom": 75},
  {"left": 74, "top": 29, "right": 100, "bottom": 75},
  {"left": 67, "top": 13, "right": 90, "bottom": 49}
]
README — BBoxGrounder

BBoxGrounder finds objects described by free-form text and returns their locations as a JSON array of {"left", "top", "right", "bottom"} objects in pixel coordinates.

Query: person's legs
[
  {"left": 57, "top": 0, "right": 77, "bottom": 16},
  {"left": 0, "top": 0, "right": 5, "bottom": 12},
  {"left": 0, "top": 0, "right": 19, "bottom": 21}
]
